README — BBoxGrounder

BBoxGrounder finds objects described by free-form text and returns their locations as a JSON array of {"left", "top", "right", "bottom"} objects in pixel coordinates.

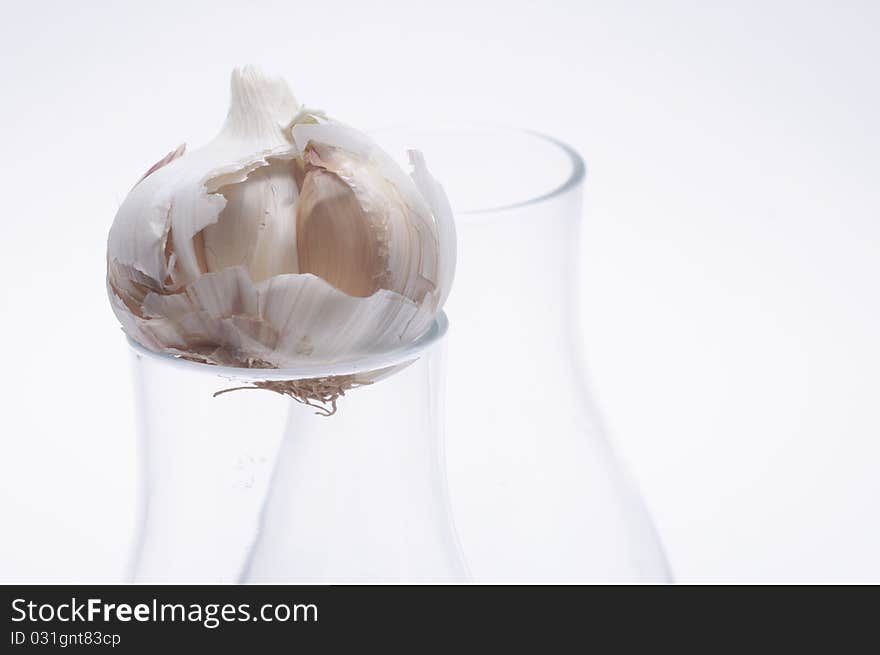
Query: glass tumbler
[
  {"left": 373, "top": 126, "right": 672, "bottom": 582},
  {"left": 127, "top": 315, "right": 467, "bottom": 583}
]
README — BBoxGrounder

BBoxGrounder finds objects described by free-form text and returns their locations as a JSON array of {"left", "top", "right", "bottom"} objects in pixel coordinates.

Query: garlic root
[{"left": 213, "top": 374, "right": 372, "bottom": 417}]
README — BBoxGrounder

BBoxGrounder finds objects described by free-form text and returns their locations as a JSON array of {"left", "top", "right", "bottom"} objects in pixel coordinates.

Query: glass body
[
  {"left": 374, "top": 127, "right": 672, "bottom": 582},
  {"left": 127, "top": 315, "right": 467, "bottom": 583}
]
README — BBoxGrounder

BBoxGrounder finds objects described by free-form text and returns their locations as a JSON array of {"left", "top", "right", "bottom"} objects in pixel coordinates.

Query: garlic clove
[
  {"left": 201, "top": 157, "right": 301, "bottom": 283},
  {"left": 295, "top": 165, "right": 387, "bottom": 298},
  {"left": 291, "top": 127, "right": 440, "bottom": 306}
]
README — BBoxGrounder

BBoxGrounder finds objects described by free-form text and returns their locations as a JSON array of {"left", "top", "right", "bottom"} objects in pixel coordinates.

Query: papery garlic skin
[{"left": 107, "top": 67, "right": 455, "bottom": 368}]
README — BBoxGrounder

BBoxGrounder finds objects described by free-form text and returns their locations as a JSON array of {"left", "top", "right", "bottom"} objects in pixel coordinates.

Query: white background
[{"left": 1, "top": 0, "right": 878, "bottom": 582}]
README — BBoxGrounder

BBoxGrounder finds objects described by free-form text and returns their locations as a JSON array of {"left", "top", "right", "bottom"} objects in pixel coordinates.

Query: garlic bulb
[{"left": 107, "top": 67, "right": 455, "bottom": 371}]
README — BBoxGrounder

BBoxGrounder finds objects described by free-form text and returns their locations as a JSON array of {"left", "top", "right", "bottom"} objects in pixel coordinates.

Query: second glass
[{"left": 373, "top": 126, "right": 672, "bottom": 582}]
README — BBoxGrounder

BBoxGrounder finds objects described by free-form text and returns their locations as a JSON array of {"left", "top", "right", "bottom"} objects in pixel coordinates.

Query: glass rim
[
  {"left": 371, "top": 123, "right": 587, "bottom": 215},
  {"left": 126, "top": 311, "right": 448, "bottom": 381}
]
